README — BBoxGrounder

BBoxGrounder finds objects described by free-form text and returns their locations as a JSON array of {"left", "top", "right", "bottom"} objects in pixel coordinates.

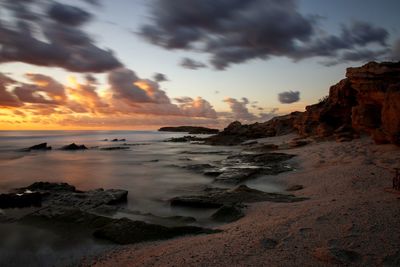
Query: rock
[
  {"left": 286, "top": 185, "right": 304, "bottom": 191},
  {"left": 111, "top": 139, "right": 126, "bottom": 142},
  {"left": 170, "top": 185, "right": 307, "bottom": 209},
  {"left": 25, "top": 182, "right": 76, "bottom": 192},
  {"left": 313, "top": 247, "right": 361, "bottom": 264},
  {"left": 164, "top": 136, "right": 205, "bottom": 143},
  {"left": 214, "top": 168, "right": 263, "bottom": 184},
  {"left": 61, "top": 143, "right": 88, "bottom": 150},
  {"left": 159, "top": 126, "right": 219, "bottom": 134},
  {"left": 21, "top": 142, "right": 52, "bottom": 152},
  {"left": 211, "top": 205, "right": 244, "bottom": 222},
  {"left": 93, "top": 218, "right": 219, "bottom": 245},
  {"left": 0, "top": 191, "right": 42, "bottom": 208},
  {"left": 261, "top": 238, "right": 279, "bottom": 249}
]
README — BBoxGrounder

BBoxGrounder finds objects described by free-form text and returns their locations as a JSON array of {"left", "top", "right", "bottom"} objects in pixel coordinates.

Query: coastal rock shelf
[{"left": 0, "top": 182, "right": 217, "bottom": 245}]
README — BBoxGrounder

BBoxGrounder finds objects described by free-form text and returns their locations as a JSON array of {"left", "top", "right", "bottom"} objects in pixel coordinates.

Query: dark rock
[
  {"left": 211, "top": 205, "right": 244, "bottom": 222},
  {"left": 93, "top": 218, "right": 219, "bottom": 245},
  {"left": 21, "top": 143, "right": 52, "bottom": 152},
  {"left": 288, "top": 139, "right": 310, "bottom": 148},
  {"left": 313, "top": 247, "right": 361, "bottom": 264},
  {"left": 171, "top": 185, "right": 307, "bottom": 209},
  {"left": 0, "top": 191, "right": 42, "bottom": 208},
  {"left": 261, "top": 238, "right": 279, "bottom": 249},
  {"left": 164, "top": 135, "right": 205, "bottom": 143},
  {"left": 214, "top": 168, "right": 263, "bottom": 184},
  {"left": 61, "top": 143, "right": 88, "bottom": 150},
  {"left": 25, "top": 182, "right": 76, "bottom": 192},
  {"left": 111, "top": 139, "right": 126, "bottom": 142},
  {"left": 159, "top": 126, "right": 219, "bottom": 134}
]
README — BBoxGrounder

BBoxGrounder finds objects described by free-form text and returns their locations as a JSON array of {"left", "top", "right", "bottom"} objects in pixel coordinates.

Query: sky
[{"left": 0, "top": 0, "right": 399, "bottom": 130}]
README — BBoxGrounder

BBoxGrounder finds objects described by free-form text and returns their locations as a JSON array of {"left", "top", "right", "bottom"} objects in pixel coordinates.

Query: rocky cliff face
[{"left": 209, "top": 61, "right": 400, "bottom": 145}]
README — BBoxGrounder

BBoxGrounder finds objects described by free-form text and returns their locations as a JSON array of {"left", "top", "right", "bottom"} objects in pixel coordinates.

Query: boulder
[
  {"left": 21, "top": 143, "right": 52, "bottom": 152},
  {"left": 0, "top": 191, "right": 42, "bottom": 208},
  {"left": 61, "top": 143, "right": 88, "bottom": 150}
]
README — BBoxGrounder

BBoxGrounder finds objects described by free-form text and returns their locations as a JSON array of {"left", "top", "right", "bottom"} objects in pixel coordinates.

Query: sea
[{"left": 0, "top": 130, "right": 284, "bottom": 266}]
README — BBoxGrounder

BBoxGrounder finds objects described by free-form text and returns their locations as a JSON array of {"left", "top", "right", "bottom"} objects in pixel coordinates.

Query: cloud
[
  {"left": 0, "top": 73, "right": 22, "bottom": 107},
  {"left": 47, "top": 2, "right": 92, "bottom": 27},
  {"left": 139, "top": 0, "right": 390, "bottom": 69},
  {"left": 180, "top": 58, "right": 207, "bottom": 70},
  {"left": 0, "top": 0, "right": 122, "bottom": 72},
  {"left": 392, "top": 39, "right": 400, "bottom": 60},
  {"left": 108, "top": 68, "right": 152, "bottom": 103},
  {"left": 278, "top": 90, "right": 300, "bottom": 104},
  {"left": 175, "top": 97, "right": 217, "bottom": 118},
  {"left": 223, "top": 97, "right": 257, "bottom": 121},
  {"left": 153, "top": 73, "right": 169, "bottom": 82}
]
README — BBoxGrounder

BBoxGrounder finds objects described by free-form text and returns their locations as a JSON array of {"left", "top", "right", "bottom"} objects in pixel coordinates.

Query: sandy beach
[{"left": 89, "top": 135, "right": 400, "bottom": 266}]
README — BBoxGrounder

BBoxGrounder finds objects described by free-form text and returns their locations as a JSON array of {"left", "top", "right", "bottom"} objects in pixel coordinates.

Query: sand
[{"left": 87, "top": 135, "right": 400, "bottom": 267}]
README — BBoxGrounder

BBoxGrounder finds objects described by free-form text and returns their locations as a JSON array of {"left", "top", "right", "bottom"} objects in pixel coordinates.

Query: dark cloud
[
  {"left": 140, "top": 0, "right": 390, "bottom": 69},
  {"left": 278, "top": 90, "right": 300, "bottom": 104},
  {"left": 108, "top": 68, "right": 151, "bottom": 103},
  {"left": 0, "top": 0, "right": 122, "bottom": 72},
  {"left": 0, "top": 73, "right": 22, "bottom": 107},
  {"left": 180, "top": 58, "right": 207, "bottom": 70},
  {"left": 85, "top": 74, "right": 98, "bottom": 84},
  {"left": 48, "top": 2, "right": 91, "bottom": 27},
  {"left": 13, "top": 74, "right": 67, "bottom": 105},
  {"left": 153, "top": 73, "right": 168, "bottom": 82}
]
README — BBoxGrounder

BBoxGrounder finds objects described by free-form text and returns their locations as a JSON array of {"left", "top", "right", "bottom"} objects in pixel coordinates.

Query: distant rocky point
[
  {"left": 207, "top": 61, "right": 400, "bottom": 146},
  {"left": 159, "top": 126, "right": 219, "bottom": 134}
]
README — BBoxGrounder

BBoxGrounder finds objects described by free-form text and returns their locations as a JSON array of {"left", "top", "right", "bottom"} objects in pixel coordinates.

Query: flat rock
[
  {"left": 0, "top": 191, "right": 42, "bottom": 209},
  {"left": 164, "top": 136, "right": 205, "bottom": 143},
  {"left": 100, "top": 146, "right": 130, "bottom": 151},
  {"left": 93, "top": 218, "right": 219, "bottom": 245},
  {"left": 211, "top": 205, "right": 244, "bottom": 223},
  {"left": 171, "top": 185, "right": 307, "bottom": 209}
]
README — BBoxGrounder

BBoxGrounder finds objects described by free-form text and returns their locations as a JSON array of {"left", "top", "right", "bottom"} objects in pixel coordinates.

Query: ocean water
[{"left": 0, "top": 130, "right": 284, "bottom": 266}]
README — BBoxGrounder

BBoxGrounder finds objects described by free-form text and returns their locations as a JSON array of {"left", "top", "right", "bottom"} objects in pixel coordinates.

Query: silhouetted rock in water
[
  {"left": 206, "top": 62, "right": 400, "bottom": 145},
  {"left": 164, "top": 135, "right": 205, "bottom": 143},
  {"left": 21, "top": 142, "right": 52, "bottom": 152},
  {"left": 102, "top": 139, "right": 108, "bottom": 141},
  {"left": 211, "top": 205, "right": 244, "bottom": 223},
  {"left": 25, "top": 181, "right": 76, "bottom": 192},
  {"left": 0, "top": 191, "right": 42, "bottom": 208},
  {"left": 313, "top": 247, "right": 361, "bottom": 264},
  {"left": 170, "top": 185, "right": 307, "bottom": 209},
  {"left": 159, "top": 126, "right": 219, "bottom": 134},
  {"left": 61, "top": 143, "right": 88, "bottom": 150},
  {"left": 111, "top": 139, "right": 126, "bottom": 142},
  {"left": 100, "top": 146, "right": 130, "bottom": 151},
  {"left": 93, "top": 218, "right": 219, "bottom": 245}
]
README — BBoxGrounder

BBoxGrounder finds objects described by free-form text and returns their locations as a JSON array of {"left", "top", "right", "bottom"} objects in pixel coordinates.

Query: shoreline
[{"left": 88, "top": 135, "right": 400, "bottom": 266}]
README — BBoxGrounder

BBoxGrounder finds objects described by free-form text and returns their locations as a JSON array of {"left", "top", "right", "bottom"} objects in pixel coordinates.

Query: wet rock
[
  {"left": 25, "top": 182, "right": 76, "bottom": 192},
  {"left": 164, "top": 136, "right": 205, "bottom": 143},
  {"left": 21, "top": 143, "right": 52, "bottom": 152},
  {"left": 313, "top": 247, "right": 361, "bottom": 264},
  {"left": 288, "top": 139, "right": 310, "bottom": 148},
  {"left": 211, "top": 205, "right": 244, "bottom": 223},
  {"left": 111, "top": 139, "right": 126, "bottom": 142},
  {"left": 61, "top": 143, "right": 88, "bottom": 150},
  {"left": 261, "top": 238, "right": 279, "bottom": 249},
  {"left": 93, "top": 218, "right": 219, "bottom": 245},
  {"left": 286, "top": 185, "right": 304, "bottom": 191},
  {"left": 159, "top": 126, "right": 219, "bottom": 134},
  {"left": 214, "top": 168, "right": 263, "bottom": 184},
  {"left": 0, "top": 191, "right": 42, "bottom": 208},
  {"left": 171, "top": 185, "right": 307, "bottom": 209}
]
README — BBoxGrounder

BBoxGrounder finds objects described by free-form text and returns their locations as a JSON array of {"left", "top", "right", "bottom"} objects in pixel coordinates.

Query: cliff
[{"left": 208, "top": 61, "right": 400, "bottom": 145}]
